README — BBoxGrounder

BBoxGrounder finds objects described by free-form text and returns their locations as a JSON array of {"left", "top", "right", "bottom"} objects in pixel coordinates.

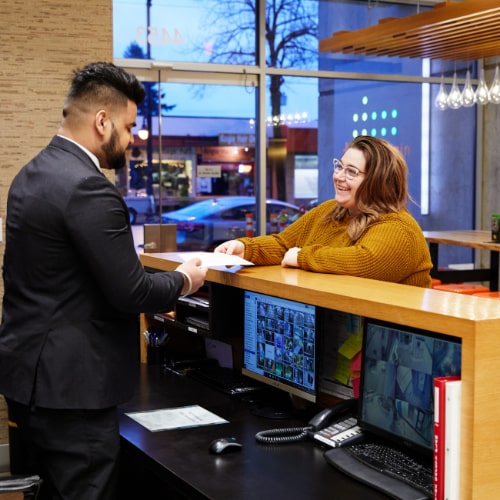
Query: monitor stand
[{"left": 248, "top": 391, "right": 310, "bottom": 420}]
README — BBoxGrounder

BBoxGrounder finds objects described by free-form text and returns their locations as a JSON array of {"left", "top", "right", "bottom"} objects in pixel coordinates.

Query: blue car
[{"left": 161, "top": 196, "right": 302, "bottom": 251}]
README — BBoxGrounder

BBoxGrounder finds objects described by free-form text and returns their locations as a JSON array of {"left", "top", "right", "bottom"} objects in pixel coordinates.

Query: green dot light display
[{"left": 352, "top": 96, "right": 398, "bottom": 139}]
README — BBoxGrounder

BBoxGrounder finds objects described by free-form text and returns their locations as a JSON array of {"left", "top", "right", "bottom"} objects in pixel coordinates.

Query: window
[{"left": 114, "top": 0, "right": 478, "bottom": 267}]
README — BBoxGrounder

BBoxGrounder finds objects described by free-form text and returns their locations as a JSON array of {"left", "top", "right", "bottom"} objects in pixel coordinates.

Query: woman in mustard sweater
[{"left": 214, "top": 135, "right": 432, "bottom": 288}]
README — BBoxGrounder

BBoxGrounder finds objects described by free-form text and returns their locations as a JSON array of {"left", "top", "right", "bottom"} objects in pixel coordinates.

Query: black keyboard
[
  {"left": 187, "top": 366, "right": 266, "bottom": 397},
  {"left": 324, "top": 443, "right": 433, "bottom": 500}
]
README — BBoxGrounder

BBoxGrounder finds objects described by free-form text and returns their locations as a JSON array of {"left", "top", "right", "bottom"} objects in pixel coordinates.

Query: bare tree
[
  {"left": 123, "top": 42, "right": 176, "bottom": 119},
  {"left": 196, "top": 0, "right": 318, "bottom": 200}
]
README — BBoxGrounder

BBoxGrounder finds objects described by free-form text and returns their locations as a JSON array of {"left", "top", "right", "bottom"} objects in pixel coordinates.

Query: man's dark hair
[{"left": 65, "top": 62, "right": 146, "bottom": 112}]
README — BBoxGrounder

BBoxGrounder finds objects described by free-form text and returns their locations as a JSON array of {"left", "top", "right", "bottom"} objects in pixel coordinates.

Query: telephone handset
[
  {"left": 255, "top": 398, "right": 364, "bottom": 447},
  {"left": 308, "top": 399, "right": 356, "bottom": 431}
]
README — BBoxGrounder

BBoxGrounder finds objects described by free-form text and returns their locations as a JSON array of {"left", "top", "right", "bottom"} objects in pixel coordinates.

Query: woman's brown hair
[{"left": 329, "top": 135, "right": 411, "bottom": 242}]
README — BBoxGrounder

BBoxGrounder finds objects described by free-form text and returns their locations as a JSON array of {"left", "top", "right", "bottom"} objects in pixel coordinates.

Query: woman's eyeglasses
[{"left": 333, "top": 158, "right": 365, "bottom": 180}]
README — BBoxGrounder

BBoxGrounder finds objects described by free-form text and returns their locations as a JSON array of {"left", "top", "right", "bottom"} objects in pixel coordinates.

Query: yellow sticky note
[
  {"left": 334, "top": 355, "right": 352, "bottom": 385},
  {"left": 338, "top": 331, "right": 363, "bottom": 360}
]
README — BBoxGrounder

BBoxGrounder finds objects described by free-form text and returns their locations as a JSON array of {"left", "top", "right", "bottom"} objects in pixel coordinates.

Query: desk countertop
[
  {"left": 423, "top": 229, "right": 500, "bottom": 251},
  {"left": 119, "top": 365, "right": 387, "bottom": 500}
]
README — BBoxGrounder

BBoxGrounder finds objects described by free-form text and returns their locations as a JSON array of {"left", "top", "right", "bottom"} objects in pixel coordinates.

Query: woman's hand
[
  {"left": 213, "top": 240, "right": 245, "bottom": 258},
  {"left": 281, "top": 247, "right": 301, "bottom": 268}
]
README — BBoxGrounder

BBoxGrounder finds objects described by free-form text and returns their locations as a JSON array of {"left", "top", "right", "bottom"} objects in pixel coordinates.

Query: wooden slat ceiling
[{"left": 319, "top": 0, "right": 500, "bottom": 61}]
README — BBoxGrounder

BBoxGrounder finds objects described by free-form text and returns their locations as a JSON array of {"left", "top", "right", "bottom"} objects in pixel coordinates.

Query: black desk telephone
[{"left": 255, "top": 398, "right": 364, "bottom": 447}]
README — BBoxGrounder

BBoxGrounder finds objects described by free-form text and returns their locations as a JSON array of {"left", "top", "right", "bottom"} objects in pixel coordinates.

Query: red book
[{"left": 434, "top": 376, "right": 461, "bottom": 500}]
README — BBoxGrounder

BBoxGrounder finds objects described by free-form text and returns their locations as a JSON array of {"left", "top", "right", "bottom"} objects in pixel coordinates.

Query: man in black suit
[{"left": 0, "top": 62, "right": 207, "bottom": 499}]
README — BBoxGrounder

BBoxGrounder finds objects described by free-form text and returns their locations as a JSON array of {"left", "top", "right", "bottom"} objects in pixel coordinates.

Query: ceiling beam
[{"left": 319, "top": 0, "right": 500, "bottom": 61}]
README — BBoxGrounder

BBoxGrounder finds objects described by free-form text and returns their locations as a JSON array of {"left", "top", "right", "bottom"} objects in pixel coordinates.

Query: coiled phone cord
[
  {"left": 254, "top": 399, "right": 358, "bottom": 444},
  {"left": 255, "top": 426, "right": 313, "bottom": 444}
]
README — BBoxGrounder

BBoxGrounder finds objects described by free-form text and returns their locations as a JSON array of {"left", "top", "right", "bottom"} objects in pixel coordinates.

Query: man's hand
[{"left": 176, "top": 258, "right": 207, "bottom": 296}]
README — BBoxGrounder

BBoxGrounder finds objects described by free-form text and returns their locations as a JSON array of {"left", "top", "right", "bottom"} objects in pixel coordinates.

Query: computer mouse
[{"left": 208, "top": 437, "right": 243, "bottom": 455}]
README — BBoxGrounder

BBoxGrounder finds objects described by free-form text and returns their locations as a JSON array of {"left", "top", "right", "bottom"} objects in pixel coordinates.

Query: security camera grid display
[
  {"left": 360, "top": 319, "right": 462, "bottom": 452},
  {"left": 243, "top": 291, "right": 316, "bottom": 396}
]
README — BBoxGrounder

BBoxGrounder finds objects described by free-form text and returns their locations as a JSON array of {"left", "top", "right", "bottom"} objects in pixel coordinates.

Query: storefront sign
[{"left": 198, "top": 165, "right": 222, "bottom": 178}]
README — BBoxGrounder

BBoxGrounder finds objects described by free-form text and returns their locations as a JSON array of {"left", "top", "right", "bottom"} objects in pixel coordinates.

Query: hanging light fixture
[
  {"left": 447, "top": 72, "right": 462, "bottom": 109},
  {"left": 475, "top": 68, "right": 490, "bottom": 105},
  {"left": 461, "top": 68, "right": 476, "bottom": 107},
  {"left": 137, "top": 116, "right": 149, "bottom": 140},
  {"left": 488, "top": 65, "right": 500, "bottom": 104},
  {"left": 435, "top": 74, "right": 448, "bottom": 110}
]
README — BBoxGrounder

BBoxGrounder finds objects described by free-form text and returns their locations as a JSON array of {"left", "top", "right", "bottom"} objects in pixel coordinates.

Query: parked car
[
  {"left": 123, "top": 193, "right": 155, "bottom": 224},
  {"left": 161, "top": 196, "right": 302, "bottom": 251}
]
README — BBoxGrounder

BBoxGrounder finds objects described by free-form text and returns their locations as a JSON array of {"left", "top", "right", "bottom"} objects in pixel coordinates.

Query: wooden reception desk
[{"left": 140, "top": 253, "right": 500, "bottom": 499}]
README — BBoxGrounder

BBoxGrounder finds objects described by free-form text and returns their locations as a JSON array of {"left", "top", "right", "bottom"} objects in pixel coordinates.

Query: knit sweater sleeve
[
  {"left": 238, "top": 204, "right": 326, "bottom": 265},
  {"left": 297, "top": 211, "right": 432, "bottom": 285}
]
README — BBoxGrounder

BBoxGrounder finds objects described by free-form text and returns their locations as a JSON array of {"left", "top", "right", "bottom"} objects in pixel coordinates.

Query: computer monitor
[
  {"left": 242, "top": 290, "right": 317, "bottom": 404},
  {"left": 358, "top": 317, "right": 462, "bottom": 457}
]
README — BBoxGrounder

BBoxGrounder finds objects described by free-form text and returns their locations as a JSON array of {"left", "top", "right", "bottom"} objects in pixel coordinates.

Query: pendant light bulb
[
  {"left": 447, "top": 72, "right": 462, "bottom": 109},
  {"left": 461, "top": 69, "right": 475, "bottom": 107},
  {"left": 435, "top": 74, "right": 448, "bottom": 111},
  {"left": 476, "top": 69, "right": 490, "bottom": 105}
]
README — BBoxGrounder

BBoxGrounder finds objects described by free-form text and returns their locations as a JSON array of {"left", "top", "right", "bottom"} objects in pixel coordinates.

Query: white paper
[
  {"left": 444, "top": 380, "right": 462, "bottom": 500},
  {"left": 125, "top": 405, "right": 228, "bottom": 432},
  {"left": 177, "top": 251, "right": 254, "bottom": 267}
]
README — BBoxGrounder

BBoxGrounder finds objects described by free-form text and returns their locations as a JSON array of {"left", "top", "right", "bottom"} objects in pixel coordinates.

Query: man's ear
[{"left": 95, "top": 109, "right": 108, "bottom": 137}]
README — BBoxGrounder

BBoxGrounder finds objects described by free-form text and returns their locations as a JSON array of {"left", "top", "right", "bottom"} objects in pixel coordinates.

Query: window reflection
[{"left": 113, "top": 0, "right": 256, "bottom": 65}]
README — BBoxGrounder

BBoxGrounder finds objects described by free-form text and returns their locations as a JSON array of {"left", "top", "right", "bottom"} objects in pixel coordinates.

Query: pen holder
[{"left": 147, "top": 345, "right": 165, "bottom": 365}]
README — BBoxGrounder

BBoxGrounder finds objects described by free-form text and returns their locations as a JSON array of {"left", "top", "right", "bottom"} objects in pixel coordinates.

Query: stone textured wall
[{"left": 0, "top": 0, "right": 113, "bottom": 445}]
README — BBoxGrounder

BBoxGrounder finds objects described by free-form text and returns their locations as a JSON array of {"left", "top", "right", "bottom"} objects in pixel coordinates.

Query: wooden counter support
[{"left": 140, "top": 252, "right": 500, "bottom": 500}]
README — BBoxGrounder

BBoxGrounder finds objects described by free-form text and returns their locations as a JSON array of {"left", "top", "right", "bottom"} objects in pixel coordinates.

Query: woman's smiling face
[{"left": 333, "top": 147, "right": 366, "bottom": 214}]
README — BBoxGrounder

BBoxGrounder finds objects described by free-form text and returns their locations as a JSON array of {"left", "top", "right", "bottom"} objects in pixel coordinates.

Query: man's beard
[{"left": 102, "top": 125, "right": 126, "bottom": 170}]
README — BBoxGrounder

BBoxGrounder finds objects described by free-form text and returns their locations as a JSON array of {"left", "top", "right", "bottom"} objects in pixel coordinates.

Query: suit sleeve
[{"left": 64, "top": 174, "right": 183, "bottom": 313}]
